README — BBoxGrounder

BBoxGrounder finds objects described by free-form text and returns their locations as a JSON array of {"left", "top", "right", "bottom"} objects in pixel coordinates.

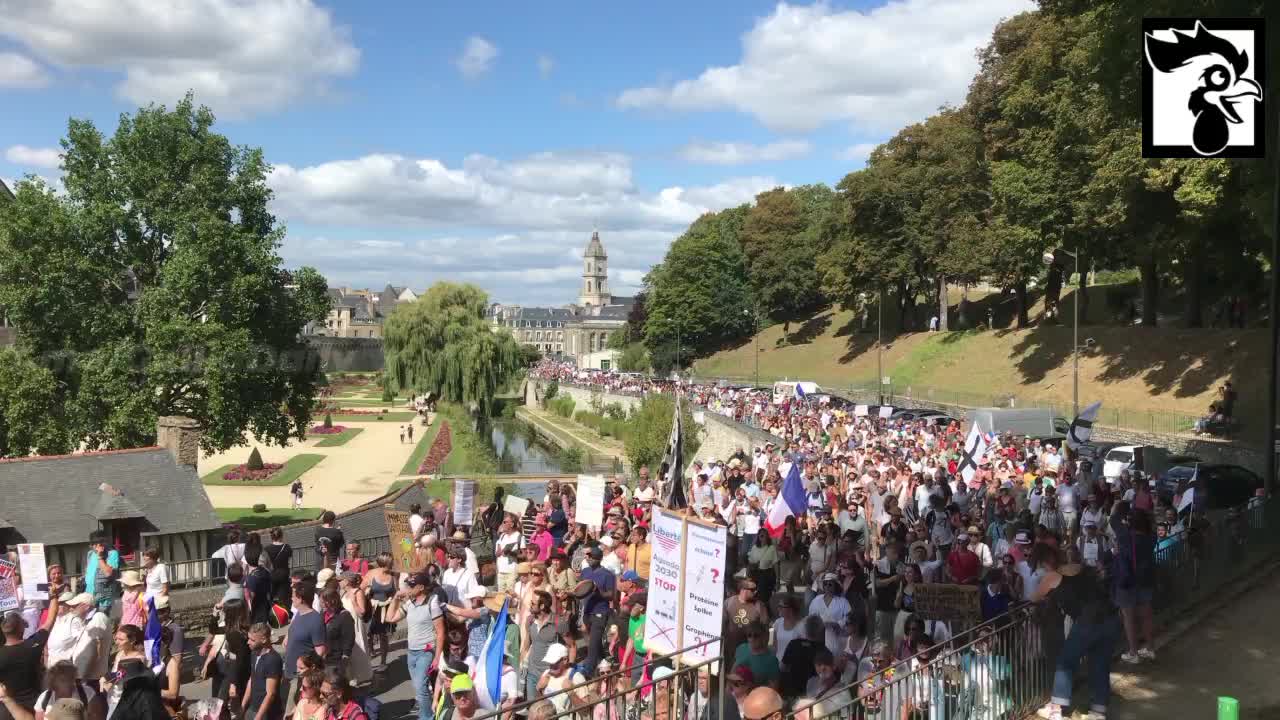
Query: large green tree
[
  {"left": 383, "top": 282, "right": 523, "bottom": 414},
  {"left": 643, "top": 211, "right": 755, "bottom": 372},
  {"left": 740, "top": 185, "right": 834, "bottom": 332},
  {"left": 0, "top": 95, "right": 330, "bottom": 456},
  {"left": 623, "top": 393, "right": 699, "bottom": 474}
]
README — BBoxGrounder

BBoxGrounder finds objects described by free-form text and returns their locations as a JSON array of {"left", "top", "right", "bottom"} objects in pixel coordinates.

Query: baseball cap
[
  {"left": 1014, "top": 530, "right": 1033, "bottom": 545},
  {"left": 544, "top": 643, "right": 569, "bottom": 664},
  {"left": 821, "top": 572, "right": 838, "bottom": 583},
  {"left": 652, "top": 666, "right": 675, "bottom": 681},
  {"left": 450, "top": 674, "right": 474, "bottom": 694},
  {"left": 64, "top": 593, "right": 93, "bottom": 608},
  {"left": 621, "top": 570, "right": 642, "bottom": 583}
]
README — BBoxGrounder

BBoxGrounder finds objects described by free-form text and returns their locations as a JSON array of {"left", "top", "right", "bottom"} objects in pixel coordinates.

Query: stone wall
[
  {"left": 307, "top": 335, "right": 385, "bottom": 372},
  {"left": 527, "top": 379, "right": 642, "bottom": 415},
  {"left": 157, "top": 415, "right": 201, "bottom": 471}
]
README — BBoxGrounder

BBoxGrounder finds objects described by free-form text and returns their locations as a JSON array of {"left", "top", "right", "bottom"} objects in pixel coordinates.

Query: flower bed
[
  {"left": 326, "top": 407, "right": 388, "bottom": 416},
  {"left": 417, "top": 421, "right": 453, "bottom": 475},
  {"left": 222, "top": 462, "right": 285, "bottom": 482},
  {"left": 309, "top": 424, "right": 348, "bottom": 435}
]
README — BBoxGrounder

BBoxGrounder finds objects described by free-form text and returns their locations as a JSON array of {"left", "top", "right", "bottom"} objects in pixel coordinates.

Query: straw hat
[
  {"left": 482, "top": 593, "right": 507, "bottom": 614},
  {"left": 119, "top": 570, "right": 144, "bottom": 588}
]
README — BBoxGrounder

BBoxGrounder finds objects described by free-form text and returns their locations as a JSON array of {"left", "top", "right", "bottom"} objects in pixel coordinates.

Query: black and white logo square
[{"left": 1143, "top": 18, "right": 1265, "bottom": 158}]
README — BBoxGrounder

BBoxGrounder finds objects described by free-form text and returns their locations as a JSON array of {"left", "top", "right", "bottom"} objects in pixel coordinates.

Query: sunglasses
[{"left": 532, "top": 572, "right": 545, "bottom": 577}]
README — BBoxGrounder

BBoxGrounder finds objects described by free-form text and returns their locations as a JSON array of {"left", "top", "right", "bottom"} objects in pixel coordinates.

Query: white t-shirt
[
  {"left": 773, "top": 617, "right": 803, "bottom": 662},
  {"left": 1057, "top": 484, "right": 1077, "bottom": 514},
  {"left": 145, "top": 564, "right": 169, "bottom": 600},
  {"left": 808, "top": 594, "right": 852, "bottom": 654},
  {"left": 441, "top": 567, "right": 483, "bottom": 606},
  {"left": 409, "top": 513, "right": 425, "bottom": 538}
]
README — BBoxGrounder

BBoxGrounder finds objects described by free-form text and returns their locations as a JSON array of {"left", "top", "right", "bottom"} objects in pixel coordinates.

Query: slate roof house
[{"left": 0, "top": 418, "right": 223, "bottom": 580}]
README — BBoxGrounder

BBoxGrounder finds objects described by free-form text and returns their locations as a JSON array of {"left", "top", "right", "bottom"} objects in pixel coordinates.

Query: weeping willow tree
[{"left": 383, "top": 282, "right": 523, "bottom": 415}]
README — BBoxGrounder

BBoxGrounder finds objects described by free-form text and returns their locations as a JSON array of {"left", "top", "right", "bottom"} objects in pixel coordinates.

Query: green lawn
[
  {"left": 329, "top": 411, "right": 417, "bottom": 422},
  {"left": 333, "top": 398, "right": 405, "bottom": 408},
  {"left": 385, "top": 477, "right": 517, "bottom": 504},
  {"left": 215, "top": 507, "right": 322, "bottom": 530},
  {"left": 202, "top": 453, "right": 327, "bottom": 486},
  {"left": 399, "top": 415, "right": 445, "bottom": 475},
  {"left": 311, "top": 427, "right": 364, "bottom": 447}
]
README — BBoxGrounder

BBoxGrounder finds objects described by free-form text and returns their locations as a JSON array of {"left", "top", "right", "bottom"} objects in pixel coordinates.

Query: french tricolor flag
[
  {"left": 473, "top": 598, "right": 509, "bottom": 709},
  {"left": 765, "top": 462, "right": 806, "bottom": 538}
]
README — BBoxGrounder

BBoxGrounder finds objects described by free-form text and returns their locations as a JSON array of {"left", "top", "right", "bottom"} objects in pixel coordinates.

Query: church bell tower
[{"left": 579, "top": 230, "right": 610, "bottom": 307}]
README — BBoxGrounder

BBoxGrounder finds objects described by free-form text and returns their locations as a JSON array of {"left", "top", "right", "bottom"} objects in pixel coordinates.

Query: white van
[{"left": 773, "top": 381, "right": 820, "bottom": 404}]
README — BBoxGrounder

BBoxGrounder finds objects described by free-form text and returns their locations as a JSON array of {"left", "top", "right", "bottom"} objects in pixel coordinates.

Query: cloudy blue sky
[{"left": 0, "top": 0, "right": 1032, "bottom": 306}]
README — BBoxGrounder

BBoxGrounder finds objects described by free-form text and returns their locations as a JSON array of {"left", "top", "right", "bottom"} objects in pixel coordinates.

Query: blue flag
[
  {"left": 473, "top": 598, "right": 508, "bottom": 709},
  {"left": 144, "top": 596, "right": 162, "bottom": 667}
]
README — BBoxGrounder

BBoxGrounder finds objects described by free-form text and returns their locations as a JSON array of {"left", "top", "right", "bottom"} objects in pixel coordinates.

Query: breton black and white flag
[
  {"left": 660, "top": 394, "right": 688, "bottom": 510},
  {"left": 1066, "top": 401, "right": 1103, "bottom": 452}
]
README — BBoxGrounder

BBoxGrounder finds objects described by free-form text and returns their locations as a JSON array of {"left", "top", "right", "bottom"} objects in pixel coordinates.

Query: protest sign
[
  {"left": 16, "top": 544, "right": 48, "bottom": 600},
  {"left": 0, "top": 560, "right": 18, "bottom": 612},
  {"left": 854, "top": 405, "right": 869, "bottom": 417},
  {"left": 913, "top": 583, "right": 981, "bottom": 622},
  {"left": 453, "top": 480, "right": 476, "bottom": 526},
  {"left": 681, "top": 518, "right": 727, "bottom": 662},
  {"left": 878, "top": 406, "right": 894, "bottom": 419},
  {"left": 503, "top": 494, "right": 530, "bottom": 518},
  {"left": 384, "top": 509, "right": 416, "bottom": 574},
  {"left": 576, "top": 474, "right": 606, "bottom": 528},
  {"left": 643, "top": 508, "right": 685, "bottom": 655}
]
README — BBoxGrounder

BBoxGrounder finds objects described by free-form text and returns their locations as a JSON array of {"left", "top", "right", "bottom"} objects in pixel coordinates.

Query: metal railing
[
  {"left": 472, "top": 637, "right": 724, "bottom": 720},
  {"left": 798, "top": 604, "right": 1049, "bottom": 720}
]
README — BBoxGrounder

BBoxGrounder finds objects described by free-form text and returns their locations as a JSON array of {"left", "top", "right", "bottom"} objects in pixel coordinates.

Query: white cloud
[
  {"left": 456, "top": 36, "right": 498, "bottom": 79},
  {"left": 616, "top": 0, "right": 1035, "bottom": 133},
  {"left": 0, "top": 52, "right": 49, "bottom": 88},
  {"left": 537, "top": 54, "right": 555, "bottom": 79},
  {"left": 4, "top": 144, "right": 62, "bottom": 169},
  {"left": 679, "top": 139, "right": 812, "bottom": 165},
  {"left": 268, "top": 151, "right": 776, "bottom": 233},
  {"left": 0, "top": 0, "right": 359, "bottom": 118},
  {"left": 839, "top": 142, "right": 880, "bottom": 163}
]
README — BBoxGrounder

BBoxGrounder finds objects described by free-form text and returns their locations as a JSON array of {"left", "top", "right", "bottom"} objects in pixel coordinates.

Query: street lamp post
[
  {"left": 744, "top": 308, "right": 760, "bottom": 388},
  {"left": 1045, "top": 247, "right": 1081, "bottom": 417}
]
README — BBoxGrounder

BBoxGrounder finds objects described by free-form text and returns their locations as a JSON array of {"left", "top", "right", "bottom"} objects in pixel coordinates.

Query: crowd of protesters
[{"left": 0, "top": 364, "right": 1266, "bottom": 720}]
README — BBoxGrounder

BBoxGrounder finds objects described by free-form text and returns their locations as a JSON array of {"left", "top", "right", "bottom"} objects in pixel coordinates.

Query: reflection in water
[{"left": 482, "top": 418, "right": 614, "bottom": 474}]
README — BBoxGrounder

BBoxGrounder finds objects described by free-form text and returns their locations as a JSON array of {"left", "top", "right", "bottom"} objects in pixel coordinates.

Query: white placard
[
  {"left": 576, "top": 474, "right": 606, "bottom": 528},
  {"left": 453, "top": 480, "right": 476, "bottom": 526},
  {"left": 503, "top": 494, "right": 530, "bottom": 518},
  {"left": 643, "top": 508, "right": 685, "bottom": 655},
  {"left": 16, "top": 544, "right": 48, "bottom": 600},
  {"left": 854, "top": 404, "right": 869, "bottom": 417},
  {"left": 681, "top": 520, "right": 727, "bottom": 663},
  {"left": 693, "top": 411, "right": 706, "bottom": 425},
  {"left": 878, "top": 406, "right": 894, "bottom": 419}
]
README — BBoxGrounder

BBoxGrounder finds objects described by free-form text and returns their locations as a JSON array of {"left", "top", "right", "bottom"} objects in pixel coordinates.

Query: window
[{"left": 601, "top": 359, "right": 611, "bottom": 371}]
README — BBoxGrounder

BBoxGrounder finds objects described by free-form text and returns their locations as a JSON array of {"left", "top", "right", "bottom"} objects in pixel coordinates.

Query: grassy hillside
[{"left": 695, "top": 305, "right": 1269, "bottom": 441}]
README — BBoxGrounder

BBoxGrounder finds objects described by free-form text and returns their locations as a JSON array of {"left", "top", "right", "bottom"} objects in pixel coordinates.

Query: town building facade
[
  {"left": 309, "top": 284, "right": 422, "bottom": 338},
  {"left": 488, "top": 231, "right": 634, "bottom": 368}
]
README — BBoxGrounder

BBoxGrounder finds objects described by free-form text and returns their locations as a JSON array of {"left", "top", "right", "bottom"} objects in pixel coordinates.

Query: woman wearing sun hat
[{"left": 117, "top": 571, "right": 146, "bottom": 630}]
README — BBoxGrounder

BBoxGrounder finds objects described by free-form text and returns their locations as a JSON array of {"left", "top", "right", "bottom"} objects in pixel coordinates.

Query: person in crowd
[
  {"left": 243, "top": 623, "right": 284, "bottom": 720},
  {"left": 383, "top": 572, "right": 444, "bottom": 720},
  {"left": 139, "top": 550, "right": 169, "bottom": 604},
  {"left": 265, "top": 529, "right": 294, "bottom": 607},
  {"left": 362, "top": 554, "right": 398, "bottom": 673},
  {"left": 33, "top": 661, "right": 104, "bottom": 720},
  {"left": 319, "top": 669, "right": 367, "bottom": 720},
  {"left": 0, "top": 590, "right": 61, "bottom": 720},
  {"left": 283, "top": 583, "right": 328, "bottom": 706},
  {"left": 724, "top": 578, "right": 767, "bottom": 661},
  {"left": 1112, "top": 507, "right": 1156, "bottom": 664},
  {"left": 315, "top": 513, "right": 345, "bottom": 572},
  {"left": 291, "top": 671, "right": 326, "bottom": 720},
  {"left": 83, "top": 534, "right": 119, "bottom": 615}
]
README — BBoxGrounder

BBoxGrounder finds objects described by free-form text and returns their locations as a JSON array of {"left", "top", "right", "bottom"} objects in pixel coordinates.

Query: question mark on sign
[
  {"left": 710, "top": 569, "right": 720, "bottom": 583},
  {"left": 715, "top": 548, "right": 720, "bottom": 558}
]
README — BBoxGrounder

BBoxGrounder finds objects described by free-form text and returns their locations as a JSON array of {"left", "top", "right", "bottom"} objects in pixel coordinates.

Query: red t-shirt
[{"left": 947, "top": 548, "right": 981, "bottom": 584}]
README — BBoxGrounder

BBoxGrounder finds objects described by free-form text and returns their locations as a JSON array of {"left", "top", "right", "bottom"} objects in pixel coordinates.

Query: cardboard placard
[
  {"left": 17, "top": 544, "right": 48, "bottom": 600},
  {"left": 854, "top": 404, "right": 869, "bottom": 417},
  {"left": 878, "top": 406, "right": 894, "bottom": 419},
  {"left": 453, "top": 479, "right": 476, "bottom": 526},
  {"left": 384, "top": 508, "right": 416, "bottom": 574},
  {"left": 503, "top": 494, "right": 531, "bottom": 518},
  {"left": 643, "top": 508, "right": 685, "bottom": 655},
  {"left": 913, "top": 583, "right": 981, "bottom": 622},
  {"left": 681, "top": 518, "right": 727, "bottom": 662}
]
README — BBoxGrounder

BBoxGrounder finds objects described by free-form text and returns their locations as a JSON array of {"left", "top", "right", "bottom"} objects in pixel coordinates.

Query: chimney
[{"left": 157, "top": 416, "right": 201, "bottom": 472}]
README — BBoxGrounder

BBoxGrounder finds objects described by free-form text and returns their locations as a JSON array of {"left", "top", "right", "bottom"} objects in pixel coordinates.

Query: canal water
[{"left": 482, "top": 417, "right": 617, "bottom": 475}]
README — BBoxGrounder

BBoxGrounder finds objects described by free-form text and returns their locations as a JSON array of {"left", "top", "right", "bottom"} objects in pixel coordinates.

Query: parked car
[
  {"left": 1103, "top": 445, "right": 1172, "bottom": 482},
  {"left": 1155, "top": 464, "right": 1262, "bottom": 511},
  {"left": 889, "top": 408, "right": 946, "bottom": 422},
  {"left": 968, "top": 408, "right": 1069, "bottom": 441}
]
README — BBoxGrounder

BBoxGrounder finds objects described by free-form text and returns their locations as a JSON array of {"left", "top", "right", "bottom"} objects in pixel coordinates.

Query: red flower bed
[
  {"left": 222, "top": 463, "right": 285, "bottom": 481},
  {"left": 328, "top": 408, "right": 388, "bottom": 416},
  {"left": 309, "top": 424, "right": 348, "bottom": 435},
  {"left": 417, "top": 422, "right": 453, "bottom": 475}
]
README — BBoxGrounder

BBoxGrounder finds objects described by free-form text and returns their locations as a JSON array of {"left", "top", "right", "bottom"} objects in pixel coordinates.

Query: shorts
[{"left": 1114, "top": 585, "right": 1153, "bottom": 609}]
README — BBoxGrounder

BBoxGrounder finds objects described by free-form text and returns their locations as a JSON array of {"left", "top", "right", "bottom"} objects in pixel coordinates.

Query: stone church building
[{"left": 488, "top": 231, "right": 634, "bottom": 368}]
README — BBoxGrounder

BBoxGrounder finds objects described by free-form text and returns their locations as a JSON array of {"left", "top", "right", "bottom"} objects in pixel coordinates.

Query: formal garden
[{"left": 201, "top": 449, "right": 326, "bottom": 486}]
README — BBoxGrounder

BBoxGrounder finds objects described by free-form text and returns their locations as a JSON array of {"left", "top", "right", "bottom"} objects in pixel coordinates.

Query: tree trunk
[
  {"left": 1044, "top": 264, "right": 1063, "bottom": 324},
  {"left": 1139, "top": 255, "right": 1159, "bottom": 327},
  {"left": 1184, "top": 239, "right": 1203, "bottom": 328},
  {"left": 937, "top": 275, "right": 949, "bottom": 331},
  {"left": 1014, "top": 281, "right": 1029, "bottom": 328},
  {"left": 957, "top": 284, "right": 970, "bottom": 329},
  {"left": 898, "top": 281, "right": 912, "bottom": 331}
]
